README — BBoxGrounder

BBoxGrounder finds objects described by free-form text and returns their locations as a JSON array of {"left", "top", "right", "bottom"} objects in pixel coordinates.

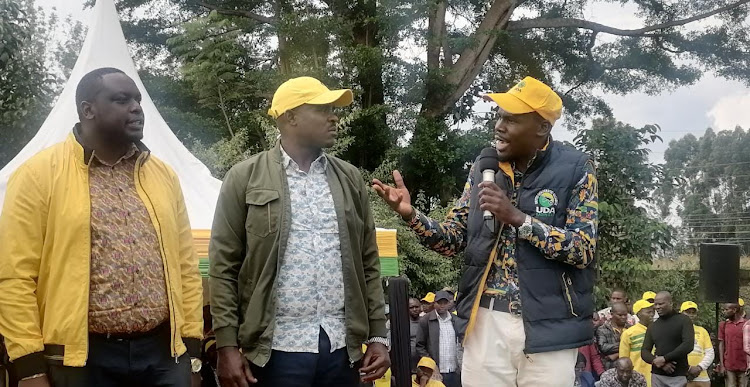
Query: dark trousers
[
  {"left": 47, "top": 324, "right": 190, "bottom": 387},
  {"left": 442, "top": 372, "right": 461, "bottom": 387},
  {"left": 251, "top": 328, "right": 359, "bottom": 387}
]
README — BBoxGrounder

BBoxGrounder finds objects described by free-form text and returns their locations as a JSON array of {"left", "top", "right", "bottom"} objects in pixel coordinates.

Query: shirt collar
[
  {"left": 499, "top": 136, "right": 552, "bottom": 184},
  {"left": 280, "top": 145, "right": 328, "bottom": 172},
  {"left": 92, "top": 143, "right": 139, "bottom": 167},
  {"left": 437, "top": 312, "right": 452, "bottom": 322},
  {"left": 73, "top": 123, "right": 148, "bottom": 166}
]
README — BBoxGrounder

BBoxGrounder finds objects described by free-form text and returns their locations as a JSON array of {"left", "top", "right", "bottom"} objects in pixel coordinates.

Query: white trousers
[{"left": 461, "top": 307, "right": 578, "bottom": 387}]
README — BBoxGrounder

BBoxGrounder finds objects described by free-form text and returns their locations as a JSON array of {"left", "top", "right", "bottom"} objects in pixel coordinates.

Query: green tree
[
  {"left": 116, "top": 0, "right": 750, "bottom": 204},
  {"left": 575, "top": 118, "right": 673, "bottom": 302},
  {"left": 658, "top": 127, "right": 750, "bottom": 252},
  {"left": 0, "top": 0, "right": 57, "bottom": 165}
]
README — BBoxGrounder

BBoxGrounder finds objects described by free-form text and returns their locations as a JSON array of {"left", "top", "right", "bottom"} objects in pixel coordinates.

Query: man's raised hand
[{"left": 372, "top": 170, "right": 413, "bottom": 220}]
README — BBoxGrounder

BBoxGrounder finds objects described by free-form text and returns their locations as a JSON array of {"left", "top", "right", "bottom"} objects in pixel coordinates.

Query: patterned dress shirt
[
  {"left": 408, "top": 144, "right": 598, "bottom": 310},
  {"left": 597, "top": 368, "right": 648, "bottom": 387},
  {"left": 271, "top": 148, "right": 347, "bottom": 353},
  {"left": 88, "top": 144, "right": 169, "bottom": 334}
]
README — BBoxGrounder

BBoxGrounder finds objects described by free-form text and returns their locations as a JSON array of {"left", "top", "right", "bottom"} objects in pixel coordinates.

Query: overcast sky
[{"left": 36, "top": 0, "right": 750, "bottom": 163}]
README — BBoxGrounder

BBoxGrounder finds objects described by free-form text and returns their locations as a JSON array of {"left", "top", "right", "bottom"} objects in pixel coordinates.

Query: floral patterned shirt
[
  {"left": 597, "top": 368, "right": 648, "bottom": 387},
  {"left": 408, "top": 147, "right": 598, "bottom": 310},
  {"left": 88, "top": 144, "right": 169, "bottom": 334},
  {"left": 271, "top": 148, "right": 347, "bottom": 353}
]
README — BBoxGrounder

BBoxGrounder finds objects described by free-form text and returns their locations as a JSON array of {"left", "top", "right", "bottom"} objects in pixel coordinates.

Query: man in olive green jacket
[{"left": 209, "top": 76, "right": 390, "bottom": 387}]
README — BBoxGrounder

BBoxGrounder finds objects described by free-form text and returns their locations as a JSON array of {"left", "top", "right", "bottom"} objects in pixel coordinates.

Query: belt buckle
[{"left": 508, "top": 300, "right": 521, "bottom": 316}]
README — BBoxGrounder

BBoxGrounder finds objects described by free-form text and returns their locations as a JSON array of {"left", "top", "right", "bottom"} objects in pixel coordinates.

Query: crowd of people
[{"left": 572, "top": 288, "right": 750, "bottom": 387}]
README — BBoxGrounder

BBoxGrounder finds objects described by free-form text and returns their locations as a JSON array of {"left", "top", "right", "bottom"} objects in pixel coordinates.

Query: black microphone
[{"left": 477, "top": 147, "right": 500, "bottom": 233}]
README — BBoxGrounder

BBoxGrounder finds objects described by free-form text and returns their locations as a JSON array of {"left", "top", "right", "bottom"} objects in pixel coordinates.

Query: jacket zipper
[
  {"left": 561, "top": 273, "right": 578, "bottom": 317},
  {"left": 135, "top": 155, "right": 179, "bottom": 360}
]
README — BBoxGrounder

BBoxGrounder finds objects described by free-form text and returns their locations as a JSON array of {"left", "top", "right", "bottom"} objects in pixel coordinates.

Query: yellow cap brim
[
  {"left": 483, "top": 93, "right": 536, "bottom": 115},
  {"left": 307, "top": 89, "right": 354, "bottom": 107}
]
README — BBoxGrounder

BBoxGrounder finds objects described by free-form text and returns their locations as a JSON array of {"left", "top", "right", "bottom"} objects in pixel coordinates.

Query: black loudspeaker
[{"left": 700, "top": 243, "right": 740, "bottom": 303}]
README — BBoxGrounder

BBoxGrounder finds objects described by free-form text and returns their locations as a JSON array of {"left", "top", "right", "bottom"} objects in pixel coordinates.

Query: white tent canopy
[{"left": 0, "top": 0, "right": 221, "bottom": 230}]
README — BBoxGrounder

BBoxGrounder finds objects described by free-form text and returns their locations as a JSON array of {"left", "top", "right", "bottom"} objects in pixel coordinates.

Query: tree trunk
[
  {"left": 421, "top": 0, "right": 515, "bottom": 119},
  {"left": 274, "top": 0, "right": 291, "bottom": 74},
  {"left": 331, "top": 0, "right": 391, "bottom": 170}
]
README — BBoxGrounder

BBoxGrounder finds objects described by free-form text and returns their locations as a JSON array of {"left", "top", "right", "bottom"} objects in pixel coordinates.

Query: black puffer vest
[{"left": 454, "top": 141, "right": 596, "bottom": 354}]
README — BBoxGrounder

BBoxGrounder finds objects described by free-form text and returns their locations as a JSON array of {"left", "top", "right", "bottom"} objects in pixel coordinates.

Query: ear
[
  {"left": 537, "top": 120, "right": 552, "bottom": 137},
  {"left": 81, "top": 101, "right": 95, "bottom": 120},
  {"left": 285, "top": 110, "right": 298, "bottom": 126}
]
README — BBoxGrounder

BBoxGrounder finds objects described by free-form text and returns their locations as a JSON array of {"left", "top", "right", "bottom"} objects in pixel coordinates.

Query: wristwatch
[
  {"left": 190, "top": 357, "right": 202, "bottom": 374},
  {"left": 518, "top": 215, "right": 533, "bottom": 240},
  {"left": 365, "top": 337, "right": 390, "bottom": 348}
]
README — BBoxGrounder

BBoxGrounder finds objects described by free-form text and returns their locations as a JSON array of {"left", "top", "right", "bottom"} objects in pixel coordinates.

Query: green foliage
[
  {"left": 402, "top": 116, "right": 491, "bottom": 207},
  {"left": 658, "top": 127, "right": 750, "bottom": 251},
  {"left": 0, "top": 0, "right": 60, "bottom": 165},
  {"left": 365, "top": 160, "right": 461, "bottom": 297},
  {"left": 575, "top": 118, "right": 673, "bottom": 303}
]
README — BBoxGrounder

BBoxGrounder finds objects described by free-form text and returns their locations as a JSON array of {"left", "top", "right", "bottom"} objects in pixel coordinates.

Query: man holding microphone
[{"left": 373, "top": 77, "right": 598, "bottom": 386}]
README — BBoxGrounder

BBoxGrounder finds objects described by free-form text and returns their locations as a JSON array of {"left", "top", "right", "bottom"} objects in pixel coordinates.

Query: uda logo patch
[{"left": 534, "top": 189, "right": 558, "bottom": 217}]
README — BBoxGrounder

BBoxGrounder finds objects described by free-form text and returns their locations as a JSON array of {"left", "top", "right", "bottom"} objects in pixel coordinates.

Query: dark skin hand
[
  {"left": 359, "top": 343, "right": 391, "bottom": 382},
  {"left": 18, "top": 376, "right": 51, "bottom": 387},
  {"left": 217, "top": 347, "right": 257, "bottom": 387},
  {"left": 477, "top": 181, "right": 526, "bottom": 227},
  {"left": 652, "top": 356, "right": 667, "bottom": 368},
  {"left": 662, "top": 362, "right": 676, "bottom": 374},
  {"left": 688, "top": 366, "right": 702, "bottom": 378}
]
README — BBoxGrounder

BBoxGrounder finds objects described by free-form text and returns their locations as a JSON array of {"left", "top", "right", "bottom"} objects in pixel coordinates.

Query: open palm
[{"left": 372, "top": 170, "right": 413, "bottom": 219}]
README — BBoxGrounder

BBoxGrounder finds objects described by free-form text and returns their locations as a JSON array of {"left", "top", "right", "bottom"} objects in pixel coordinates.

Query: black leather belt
[{"left": 479, "top": 295, "right": 522, "bottom": 315}]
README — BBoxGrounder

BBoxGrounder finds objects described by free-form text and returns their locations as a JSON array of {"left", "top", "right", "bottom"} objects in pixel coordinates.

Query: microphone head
[{"left": 478, "top": 147, "right": 499, "bottom": 172}]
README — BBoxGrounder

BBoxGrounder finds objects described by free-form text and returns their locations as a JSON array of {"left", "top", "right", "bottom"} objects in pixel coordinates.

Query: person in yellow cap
[
  {"left": 619, "top": 299, "right": 656, "bottom": 387},
  {"left": 210, "top": 76, "right": 390, "bottom": 387},
  {"left": 641, "top": 291, "right": 660, "bottom": 321},
  {"left": 679, "top": 301, "right": 713, "bottom": 387},
  {"left": 421, "top": 292, "right": 436, "bottom": 316},
  {"left": 642, "top": 292, "right": 656, "bottom": 303},
  {"left": 413, "top": 357, "right": 447, "bottom": 387},
  {"left": 373, "top": 76, "right": 598, "bottom": 386}
]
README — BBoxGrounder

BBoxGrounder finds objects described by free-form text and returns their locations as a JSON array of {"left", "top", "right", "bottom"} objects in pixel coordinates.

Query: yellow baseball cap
[
  {"left": 680, "top": 301, "right": 698, "bottom": 313},
  {"left": 642, "top": 291, "right": 656, "bottom": 301},
  {"left": 417, "top": 357, "right": 437, "bottom": 371},
  {"left": 483, "top": 77, "right": 563, "bottom": 125},
  {"left": 268, "top": 76, "right": 353, "bottom": 119},
  {"left": 421, "top": 292, "right": 435, "bottom": 303},
  {"left": 633, "top": 299, "right": 654, "bottom": 315}
]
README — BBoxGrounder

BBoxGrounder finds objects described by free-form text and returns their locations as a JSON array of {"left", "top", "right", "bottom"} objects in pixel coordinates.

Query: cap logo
[
  {"left": 535, "top": 189, "right": 557, "bottom": 217},
  {"left": 513, "top": 80, "right": 527, "bottom": 93}
]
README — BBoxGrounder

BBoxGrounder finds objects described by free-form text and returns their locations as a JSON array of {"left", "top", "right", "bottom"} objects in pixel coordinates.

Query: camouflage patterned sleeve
[
  {"left": 522, "top": 161, "right": 598, "bottom": 268},
  {"left": 405, "top": 164, "right": 473, "bottom": 257}
]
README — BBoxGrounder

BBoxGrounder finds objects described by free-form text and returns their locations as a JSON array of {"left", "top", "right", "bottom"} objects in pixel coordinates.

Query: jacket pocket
[
  {"left": 560, "top": 272, "right": 579, "bottom": 317},
  {"left": 245, "top": 189, "right": 280, "bottom": 238}
]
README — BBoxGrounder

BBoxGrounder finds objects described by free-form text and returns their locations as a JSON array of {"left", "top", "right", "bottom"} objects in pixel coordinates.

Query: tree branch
[
  {"left": 507, "top": 0, "right": 750, "bottom": 36},
  {"left": 197, "top": 2, "right": 277, "bottom": 25},
  {"left": 564, "top": 31, "right": 598, "bottom": 96}
]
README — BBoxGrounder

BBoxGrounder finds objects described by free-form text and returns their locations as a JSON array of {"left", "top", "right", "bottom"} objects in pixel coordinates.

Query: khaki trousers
[{"left": 461, "top": 307, "right": 578, "bottom": 387}]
